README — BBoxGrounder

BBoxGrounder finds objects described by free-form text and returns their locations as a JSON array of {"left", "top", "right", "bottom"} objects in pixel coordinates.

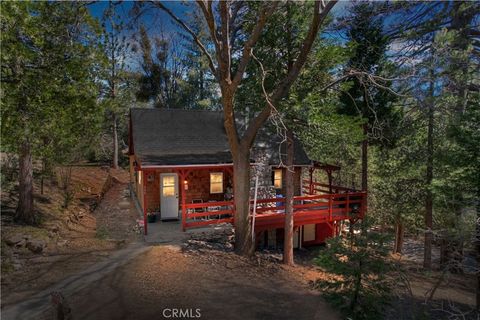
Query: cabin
[{"left": 128, "top": 108, "right": 367, "bottom": 248}]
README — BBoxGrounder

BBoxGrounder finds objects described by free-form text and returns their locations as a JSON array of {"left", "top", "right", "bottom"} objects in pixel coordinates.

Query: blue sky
[{"left": 88, "top": 1, "right": 354, "bottom": 35}]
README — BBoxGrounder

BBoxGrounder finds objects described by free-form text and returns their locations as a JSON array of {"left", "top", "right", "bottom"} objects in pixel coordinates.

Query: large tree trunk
[
  {"left": 476, "top": 185, "right": 480, "bottom": 311},
  {"left": 283, "top": 129, "right": 294, "bottom": 265},
  {"left": 15, "top": 140, "right": 35, "bottom": 224},
  {"left": 361, "top": 123, "right": 368, "bottom": 192},
  {"left": 393, "top": 220, "right": 405, "bottom": 254},
  {"left": 424, "top": 80, "right": 434, "bottom": 270},
  {"left": 112, "top": 113, "right": 119, "bottom": 169},
  {"left": 233, "top": 150, "right": 254, "bottom": 256}
]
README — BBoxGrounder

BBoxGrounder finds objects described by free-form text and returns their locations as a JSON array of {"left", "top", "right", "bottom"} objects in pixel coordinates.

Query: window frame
[
  {"left": 273, "top": 168, "right": 282, "bottom": 189},
  {"left": 210, "top": 172, "right": 224, "bottom": 194}
]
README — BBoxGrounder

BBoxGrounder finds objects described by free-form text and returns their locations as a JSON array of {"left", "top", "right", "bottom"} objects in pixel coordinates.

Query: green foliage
[
  {"left": 0, "top": 1, "right": 104, "bottom": 164},
  {"left": 338, "top": 2, "right": 400, "bottom": 147},
  {"left": 133, "top": 9, "right": 219, "bottom": 110},
  {"left": 95, "top": 226, "right": 109, "bottom": 240},
  {"left": 315, "top": 219, "right": 392, "bottom": 320}
]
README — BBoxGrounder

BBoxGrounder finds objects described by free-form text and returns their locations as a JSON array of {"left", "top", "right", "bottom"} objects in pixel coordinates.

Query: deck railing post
[
  {"left": 328, "top": 194, "right": 333, "bottom": 221},
  {"left": 180, "top": 170, "right": 187, "bottom": 231},
  {"left": 346, "top": 193, "right": 350, "bottom": 219},
  {"left": 143, "top": 170, "right": 148, "bottom": 236},
  {"left": 309, "top": 168, "right": 314, "bottom": 195}
]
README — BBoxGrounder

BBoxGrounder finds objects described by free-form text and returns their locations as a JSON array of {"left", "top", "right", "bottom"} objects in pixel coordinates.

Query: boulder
[
  {"left": 26, "top": 239, "right": 47, "bottom": 254},
  {"left": 4, "top": 234, "right": 25, "bottom": 246},
  {"left": 118, "top": 201, "right": 130, "bottom": 209}
]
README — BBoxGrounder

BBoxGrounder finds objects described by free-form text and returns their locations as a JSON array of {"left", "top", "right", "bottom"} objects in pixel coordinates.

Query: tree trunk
[
  {"left": 233, "top": 150, "right": 254, "bottom": 256},
  {"left": 15, "top": 140, "right": 35, "bottom": 224},
  {"left": 476, "top": 185, "right": 480, "bottom": 311},
  {"left": 424, "top": 78, "right": 434, "bottom": 270},
  {"left": 40, "top": 159, "right": 45, "bottom": 195},
  {"left": 361, "top": 123, "right": 368, "bottom": 192},
  {"left": 283, "top": 129, "right": 294, "bottom": 265},
  {"left": 112, "top": 114, "right": 119, "bottom": 169},
  {"left": 393, "top": 221, "right": 405, "bottom": 254}
]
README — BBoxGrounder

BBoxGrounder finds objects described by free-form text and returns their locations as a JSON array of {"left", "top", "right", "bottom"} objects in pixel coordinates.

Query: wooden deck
[{"left": 182, "top": 182, "right": 366, "bottom": 231}]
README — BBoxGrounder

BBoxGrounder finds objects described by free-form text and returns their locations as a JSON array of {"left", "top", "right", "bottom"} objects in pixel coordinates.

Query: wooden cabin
[{"left": 129, "top": 108, "right": 366, "bottom": 248}]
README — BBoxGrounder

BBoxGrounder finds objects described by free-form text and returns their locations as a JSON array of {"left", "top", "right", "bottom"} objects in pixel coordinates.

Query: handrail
[
  {"left": 302, "top": 179, "right": 359, "bottom": 193},
  {"left": 184, "top": 200, "right": 234, "bottom": 209},
  {"left": 183, "top": 190, "right": 366, "bottom": 230}
]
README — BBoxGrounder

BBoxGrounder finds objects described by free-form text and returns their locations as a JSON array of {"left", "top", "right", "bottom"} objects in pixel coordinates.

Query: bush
[{"left": 314, "top": 218, "right": 392, "bottom": 320}]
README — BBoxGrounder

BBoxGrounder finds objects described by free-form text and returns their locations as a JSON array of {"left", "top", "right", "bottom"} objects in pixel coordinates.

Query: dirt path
[
  {"left": 33, "top": 245, "right": 339, "bottom": 320},
  {"left": 2, "top": 243, "right": 149, "bottom": 320},
  {"left": 1, "top": 168, "right": 141, "bottom": 309}
]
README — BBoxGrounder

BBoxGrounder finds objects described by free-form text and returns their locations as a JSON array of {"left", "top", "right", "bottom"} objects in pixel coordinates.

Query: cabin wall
[
  {"left": 257, "top": 222, "right": 335, "bottom": 249},
  {"left": 278, "top": 167, "right": 303, "bottom": 196},
  {"left": 142, "top": 168, "right": 233, "bottom": 215},
  {"left": 129, "top": 155, "right": 144, "bottom": 210}
]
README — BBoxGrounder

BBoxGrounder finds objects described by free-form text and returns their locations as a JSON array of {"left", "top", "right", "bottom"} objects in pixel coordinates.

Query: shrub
[{"left": 314, "top": 218, "right": 392, "bottom": 320}]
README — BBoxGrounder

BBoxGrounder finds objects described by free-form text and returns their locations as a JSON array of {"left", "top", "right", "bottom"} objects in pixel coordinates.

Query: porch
[
  {"left": 136, "top": 163, "right": 366, "bottom": 238},
  {"left": 180, "top": 188, "right": 366, "bottom": 232}
]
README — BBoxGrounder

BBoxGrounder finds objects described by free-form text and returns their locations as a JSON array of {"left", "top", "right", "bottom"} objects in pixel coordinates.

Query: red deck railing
[
  {"left": 250, "top": 192, "right": 366, "bottom": 231},
  {"left": 182, "top": 190, "right": 366, "bottom": 231},
  {"left": 183, "top": 200, "right": 234, "bottom": 230},
  {"left": 302, "top": 179, "right": 359, "bottom": 194}
]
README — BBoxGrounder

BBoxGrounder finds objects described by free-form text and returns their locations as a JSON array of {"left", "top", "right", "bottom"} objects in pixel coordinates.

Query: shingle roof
[{"left": 130, "top": 108, "right": 311, "bottom": 167}]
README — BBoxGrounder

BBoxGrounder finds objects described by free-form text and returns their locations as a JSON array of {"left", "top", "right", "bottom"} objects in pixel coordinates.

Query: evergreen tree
[{"left": 1, "top": 1, "right": 104, "bottom": 223}]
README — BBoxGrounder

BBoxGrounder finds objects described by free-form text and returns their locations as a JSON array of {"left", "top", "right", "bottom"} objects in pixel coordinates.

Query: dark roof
[{"left": 130, "top": 108, "right": 311, "bottom": 167}]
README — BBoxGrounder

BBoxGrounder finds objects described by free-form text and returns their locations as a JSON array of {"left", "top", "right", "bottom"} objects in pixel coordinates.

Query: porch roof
[{"left": 130, "top": 108, "right": 311, "bottom": 167}]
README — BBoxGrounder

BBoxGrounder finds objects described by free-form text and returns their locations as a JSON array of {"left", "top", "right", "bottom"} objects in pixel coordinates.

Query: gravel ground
[{"left": 50, "top": 245, "right": 340, "bottom": 320}]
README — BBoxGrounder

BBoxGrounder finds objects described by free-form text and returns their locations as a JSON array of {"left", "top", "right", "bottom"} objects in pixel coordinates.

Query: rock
[
  {"left": 57, "top": 240, "right": 68, "bottom": 247},
  {"left": 26, "top": 239, "right": 47, "bottom": 254},
  {"left": 14, "top": 239, "right": 26, "bottom": 248},
  {"left": 5, "top": 234, "right": 25, "bottom": 246},
  {"left": 13, "top": 263, "right": 23, "bottom": 271},
  {"left": 118, "top": 201, "right": 130, "bottom": 209}
]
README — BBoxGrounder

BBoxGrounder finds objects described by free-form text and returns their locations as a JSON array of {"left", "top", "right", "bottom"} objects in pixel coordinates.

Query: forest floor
[
  {"left": 1, "top": 166, "right": 477, "bottom": 319},
  {"left": 1, "top": 166, "right": 141, "bottom": 308}
]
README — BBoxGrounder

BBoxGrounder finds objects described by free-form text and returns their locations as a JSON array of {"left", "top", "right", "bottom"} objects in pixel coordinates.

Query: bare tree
[{"left": 155, "top": 0, "right": 337, "bottom": 255}]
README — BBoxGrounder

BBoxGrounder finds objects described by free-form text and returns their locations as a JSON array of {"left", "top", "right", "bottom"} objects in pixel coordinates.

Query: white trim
[
  {"left": 141, "top": 163, "right": 312, "bottom": 169},
  {"left": 209, "top": 172, "right": 224, "bottom": 194},
  {"left": 142, "top": 163, "right": 233, "bottom": 169}
]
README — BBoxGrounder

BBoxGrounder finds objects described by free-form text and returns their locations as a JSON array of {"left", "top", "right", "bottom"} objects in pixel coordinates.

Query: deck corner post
[
  {"left": 180, "top": 170, "right": 187, "bottom": 232},
  {"left": 309, "top": 167, "right": 314, "bottom": 195},
  {"left": 328, "top": 194, "right": 333, "bottom": 221},
  {"left": 143, "top": 170, "right": 148, "bottom": 236}
]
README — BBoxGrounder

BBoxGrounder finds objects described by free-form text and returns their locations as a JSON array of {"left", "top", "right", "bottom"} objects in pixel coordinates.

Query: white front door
[{"left": 160, "top": 173, "right": 179, "bottom": 219}]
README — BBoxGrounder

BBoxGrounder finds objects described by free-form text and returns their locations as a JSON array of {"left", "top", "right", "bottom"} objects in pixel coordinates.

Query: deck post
[
  {"left": 346, "top": 193, "right": 350, "bottom": 218},
  {"left": 327, "top": 169, "right": 333, "bottom": 194},
  {"left": 143, "top": 170, "right": 148, "bottom": 236},
  {"left": 309, "top": 167, "right": 314, "bottom": 195},
  {"left": 328, "top": 194, "right": 333, "bottom": 221},
  {"left": 180, "top": 170, "right": 187, "bottom": 232}
]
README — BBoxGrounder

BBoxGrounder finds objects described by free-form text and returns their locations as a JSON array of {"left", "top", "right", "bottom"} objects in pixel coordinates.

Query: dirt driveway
[{"left": 43, "top": 245, "right": 339, "bottom": 320}]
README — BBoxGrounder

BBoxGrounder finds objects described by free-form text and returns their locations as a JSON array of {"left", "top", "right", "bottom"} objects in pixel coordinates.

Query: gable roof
[{"left": 130, "top": 108, "right": 311, "bottom": 167}]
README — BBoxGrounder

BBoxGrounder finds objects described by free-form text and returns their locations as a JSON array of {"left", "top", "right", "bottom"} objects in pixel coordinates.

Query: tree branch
[
  {"left": 153, "top": 1, "right": 218, "bottom": 81},
  {"left": 219, "top": 1, "right": 232, "bottom": 83},
  {"left": 242, "top": 0, "right": 337, "bottom": 148},
  {"left": 231, "top": 2, "right": 278, "bottom": 91},
  {"left": 197, "top": 0, "right": 224, "bottom": 79}
]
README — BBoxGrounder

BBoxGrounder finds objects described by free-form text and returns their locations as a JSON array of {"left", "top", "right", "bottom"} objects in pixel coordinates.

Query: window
[
  {"left": 273, "top": 169, "right": 282, "bottom": 189},
  {"left": 210, "top": 172, "right": 223, "bottom": 194},
  {"left": 162, "top": 176, "right": 176, "bottom": 197}
]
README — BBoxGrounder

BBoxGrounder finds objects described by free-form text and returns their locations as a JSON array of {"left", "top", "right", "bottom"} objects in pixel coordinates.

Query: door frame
[{"left": 159, "top": 173, "right": 179, "bottom": 220}]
